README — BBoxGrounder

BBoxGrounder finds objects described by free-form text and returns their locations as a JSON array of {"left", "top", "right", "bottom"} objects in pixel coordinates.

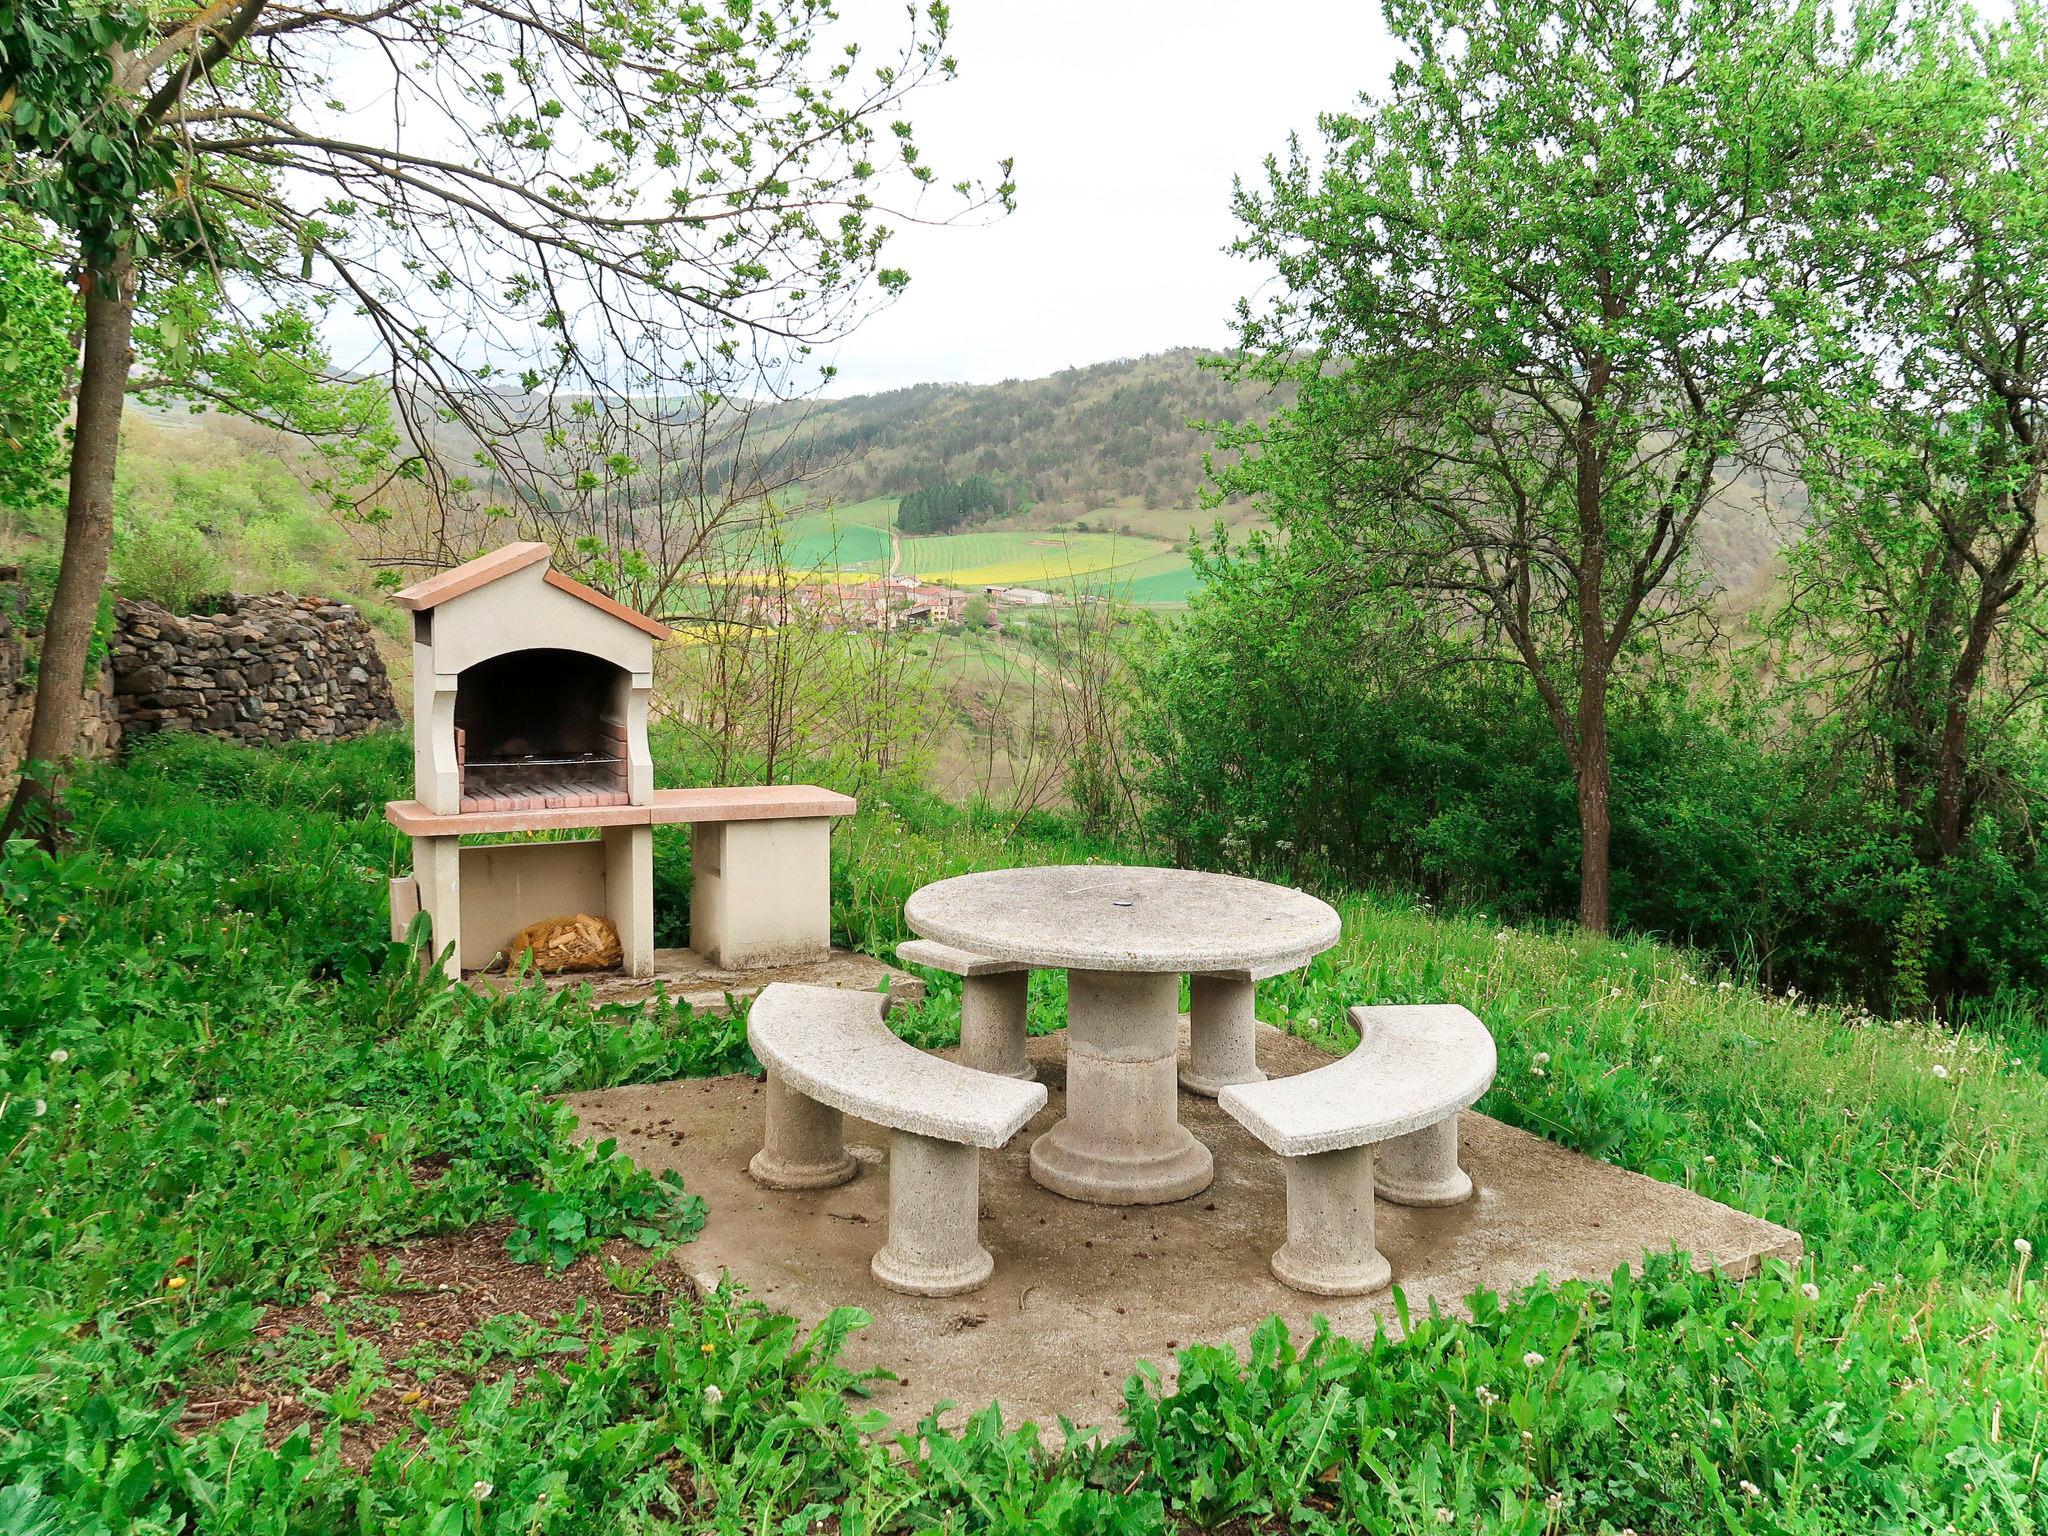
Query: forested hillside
[
  {"left": 755, "top": 351, "right": 1794, "bottom": 591},
  {"left": 771, "top": 348, "right": 1276, "bottom": 514}
]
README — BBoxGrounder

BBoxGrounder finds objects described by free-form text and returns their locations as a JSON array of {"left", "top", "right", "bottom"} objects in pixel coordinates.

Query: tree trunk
[
  {"left": 1, "top": 251, "right": 135, "bottom": 846},
  {"left": 1927, "top": 487, "right": 2037, "bottom": 862},
  {"left": 1576, "top": 663, "right": 1613, "bottom": 934}
]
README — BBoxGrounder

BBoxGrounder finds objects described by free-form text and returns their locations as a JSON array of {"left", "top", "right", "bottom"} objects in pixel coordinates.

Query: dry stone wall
[
  {"left": 0, "top": 571, "right": 121, "bottom": 779},
  {"left": 112, "top": 594, "right": 400, "bottom": 744}
]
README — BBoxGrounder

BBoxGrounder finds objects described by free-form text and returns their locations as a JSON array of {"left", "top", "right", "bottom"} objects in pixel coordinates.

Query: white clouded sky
[{"left": 814, "top": 2, "right": 1398, "bottom": 395}]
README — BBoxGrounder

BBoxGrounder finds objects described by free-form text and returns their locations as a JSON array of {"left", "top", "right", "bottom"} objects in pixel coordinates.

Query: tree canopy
[
  {"left": 0, "top": 223, "right": 73, "bottom": 513},
  {"left": 897, "top": 473, "right": 1011, "bottom": 534},
  {"left": 1213, "top": 0, "right": 1833, "bottom": 930},
  {"left": 1779, "top": 0, "right": 2048, "bottom": 865},
  {"left": 0, "top": 0, "right": 1007, "bottom": 835}
]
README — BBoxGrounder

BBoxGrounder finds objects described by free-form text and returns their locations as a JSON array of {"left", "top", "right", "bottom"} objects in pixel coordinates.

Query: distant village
[{"left": 737, "top": 575, "right": 1061, "bottom": 632}]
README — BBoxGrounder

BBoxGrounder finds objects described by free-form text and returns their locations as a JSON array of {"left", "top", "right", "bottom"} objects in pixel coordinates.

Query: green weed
[{"left": 0, "top": 730, "right": 2040, "bottom": 1532}]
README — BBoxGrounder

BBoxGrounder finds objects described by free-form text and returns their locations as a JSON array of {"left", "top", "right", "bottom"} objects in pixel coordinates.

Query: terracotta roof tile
[
  {"left": 391, "top": 543, "right": 549, "bottom": 611},
  {"left": 390, "top": 542, "right": 671, "bottom": 640}
]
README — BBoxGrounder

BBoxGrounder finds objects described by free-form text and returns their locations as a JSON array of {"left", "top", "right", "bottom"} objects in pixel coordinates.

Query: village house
[
  {"left": 986, "top": 585, "right": 1056, "bottom": 607},
  {"left": 736, "top": 578, "right": 976, "bottom": 632}
]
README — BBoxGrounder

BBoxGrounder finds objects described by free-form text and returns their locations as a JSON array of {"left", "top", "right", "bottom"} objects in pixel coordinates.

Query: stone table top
[{"left": 904, "top": 865, "right": 1341, "bottom": 975}]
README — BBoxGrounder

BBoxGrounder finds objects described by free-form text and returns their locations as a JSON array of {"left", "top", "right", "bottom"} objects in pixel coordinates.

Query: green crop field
[
  {"left": 898, "top": 529, "right": 1155, "bottom": 586},
  {"left": 769, "top": 498, "right": 896, "bottom": 573},
  {"left": 713, "top": 495, "right": 1209, "bottom": 605},
  {"left": 1095, "top": 547, "right": 1205, "bottom": 605}
]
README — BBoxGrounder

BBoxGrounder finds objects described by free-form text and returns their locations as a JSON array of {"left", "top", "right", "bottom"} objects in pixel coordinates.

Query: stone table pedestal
[
  {"left": 905, "top": 865, "right": 1340, "bottom": 1208},
  {"left": 1027, "top": 969, "right": 1213, "bottom": 1204}
]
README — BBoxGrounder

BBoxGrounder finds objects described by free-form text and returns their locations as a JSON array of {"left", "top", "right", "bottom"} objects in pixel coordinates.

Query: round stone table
[{"left": 904, "top": 865, "right": 1342, "bottom": 1205}]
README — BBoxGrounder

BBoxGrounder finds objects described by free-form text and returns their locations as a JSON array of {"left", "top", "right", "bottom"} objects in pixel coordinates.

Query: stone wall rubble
[
  {"left": 1, "top": 576, "right": 400, "bottom": 780},
  {"left": 111, "top": 593, "right": 400, "bottom": 744}
]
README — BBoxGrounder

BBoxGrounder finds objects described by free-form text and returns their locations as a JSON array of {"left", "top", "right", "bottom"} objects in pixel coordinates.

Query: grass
[
  {"left": 2, "top": 729, "right": 2044, "bottom": 1532},
  {"left": 713, "top": 493, "right": 1208, "bottom": 604},
  {"left": 1107, "top": 551, "right": 1205, "bottom": 606},
  {"left": 763, "top": 498, "right": 897, "bottom": 574},
  {"left": 896, "top": 530, "right": 1164, "bottom": 587}
]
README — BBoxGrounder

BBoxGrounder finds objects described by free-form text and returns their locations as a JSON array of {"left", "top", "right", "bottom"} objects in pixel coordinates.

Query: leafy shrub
[
  {"left": 505, "top": 1142, "right": 705, "bottom": 1269},
  {"left": 112, "top": 515, "right": 231, "bottom": 613},
  {"left": 1131, "top": 538, "right": 2048, "bottom": 1013}
]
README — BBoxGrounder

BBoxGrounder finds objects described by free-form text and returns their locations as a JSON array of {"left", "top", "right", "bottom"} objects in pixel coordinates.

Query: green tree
[
  {"left": 898, "top": 473, "right": 1009, "bottom": 534},
  {"left": 0, "top": 0, "right": 1009, "bottom": 838},
  {"left": 1781, "top": 0, "right": 2048, "bottom": 869},
  {"left": 1213, "top": 0, "right": 1832, "bottom": 931},
  {"left": 0, "top": 222, "right": 75, "bottom": 516}
]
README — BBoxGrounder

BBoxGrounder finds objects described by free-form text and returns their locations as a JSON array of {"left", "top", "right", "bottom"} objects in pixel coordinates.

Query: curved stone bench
[
  {"left": 1218, "top": 1004, "right": 1496, "bottom": 1296},
  {"left": 895, "top": 938, "right": 1036, "bottom": 1080},
  {"left": 746, "top": 982, "right": 1047, "bottom": 1297}
]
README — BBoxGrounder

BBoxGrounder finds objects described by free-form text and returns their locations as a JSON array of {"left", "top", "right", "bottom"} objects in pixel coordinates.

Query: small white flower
[
  {"left": 1801, "top": 1282, "right": 1820, "bottom": 1301},
  {"left": 1530, "top": 1065, "right": 1546, "bottom": 1078},
  {"left": 2016, "top": 1238, "right": 2033, "bottom": 1257},
  {"left": 213, "top": 1096, "right": 228, "bottom": 1107},
  {"left": 48, "top": 1049, "right": 67, "bottom": 1064},
  {"left": 1739, "top": 1479, "right": 1761, "bottom": 1499},
  {"left": 1931, "top": 1064, "right": 1949, "bottom": 1080},
  {"left": 1546, "top": 1492, "right": 1563, "bottom": 1511},
  {"left": 1522, "top": 1350, "right": 1545, "bottom": 1368},
  {"left": 1718, "top": 980, "right": 1732, "bottom": 990},
  {"left": 1475, "top": 1384, "right": 1498, "bottom": 1406},
  {"left": 1436, "top": 1508, "right": 1454, "bottom": 1525},
  {"left": 32, "top": 1099, "right": 45, "bottom": 1117},
  {"left": 703, "top": 1384, "right": 724, "bottom": 1406},
  {"left": 1703, "top": 1154, "right": 1716, "bottom": 1164},
  {"left": 1494, "top": 930, "right": 1511, "bottom": 942},
  {"left": 1609, "top": 987, "right": 1623, "bottom": 998},
  {"left": 469, "top": 1481, "right": 493, "bottom": 1501},
  {"left": 1533, "top": 1052, "right": 1550, "bottom": 1067}
]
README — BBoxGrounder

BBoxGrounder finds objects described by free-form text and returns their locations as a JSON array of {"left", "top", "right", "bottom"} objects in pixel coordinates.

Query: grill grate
[{"left": 453, "top": 721, "right": 632, "bottom": 815}]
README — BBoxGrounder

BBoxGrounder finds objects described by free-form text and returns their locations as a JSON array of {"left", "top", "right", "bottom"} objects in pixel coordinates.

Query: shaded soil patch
[{"left": 175, "top": 1221, "right": 701, "bottom": 1470}]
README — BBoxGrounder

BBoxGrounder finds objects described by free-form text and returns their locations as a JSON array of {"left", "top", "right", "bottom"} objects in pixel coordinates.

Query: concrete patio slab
[
  {"left": 471, "top": 945, "right": 922, "bottom": 1014},
  {"left": 563, "top": 1023, "right": 1800, "bottom": 1433}
]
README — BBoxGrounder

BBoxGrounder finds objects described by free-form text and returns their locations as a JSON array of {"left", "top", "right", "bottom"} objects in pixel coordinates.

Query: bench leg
[
  {"left": 747, "top": 1069, "right": 857, "bottom": 1190},
  {"left": 1375, "top": 1115, "right": 1474, "bottom": 1207},
  {"left": 960, "top": 971, "right": 1034, "bottom": 1080},
  {"left": 388, "top": 875, "right": 422, "bottom": 945},
  {"left": 871, "top": 1130, "right": 993, "bottom": 1297},
  {"left": 1180, "top": 974, "right": 1264, "bottom": 1097},
  {"left": 603, "top": 824, "right": 655, "bottom": 979},
  {"left": 1272, "top": 1145, "right": 1392, "bottom": 1296}
]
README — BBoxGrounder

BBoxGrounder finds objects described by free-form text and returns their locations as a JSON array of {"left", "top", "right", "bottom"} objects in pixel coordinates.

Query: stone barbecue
[
  {"left": 398, "top": 542, "right": 661, "bottom": 818},
  {"left": 382, "top": 542, "right": 857, "bottom": 981}
]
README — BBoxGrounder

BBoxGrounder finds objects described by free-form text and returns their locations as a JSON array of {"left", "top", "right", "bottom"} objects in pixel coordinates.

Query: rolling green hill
[
  {"left": 763, "top": 351, "right": 1797, "bottom": 598},
  {"left": 764, "top": 348, "right": 1280, "bottom": 519},
  {"left": 128, "top": 350, "right": 1800, "bottom": 605}
]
